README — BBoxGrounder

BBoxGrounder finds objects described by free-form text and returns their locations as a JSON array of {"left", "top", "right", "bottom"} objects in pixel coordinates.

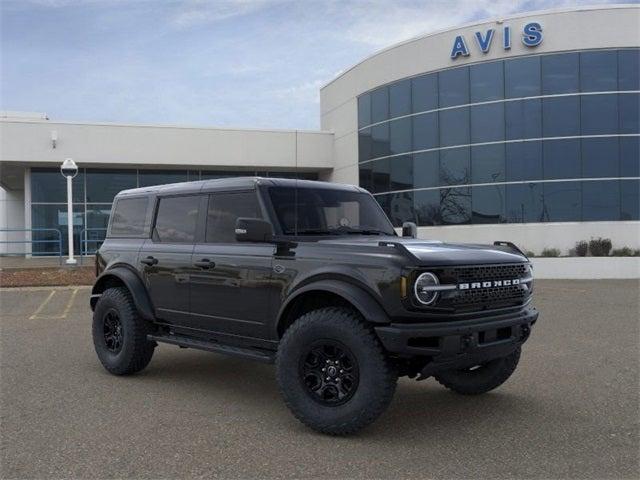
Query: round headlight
[{"left": 414, "top": 272, "right": 440, "bottom": 305}]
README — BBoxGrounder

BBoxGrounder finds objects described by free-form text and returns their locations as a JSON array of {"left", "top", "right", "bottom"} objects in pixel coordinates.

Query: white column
[{"left": 65, "top": 175, "right": 77, "bottom": 265}]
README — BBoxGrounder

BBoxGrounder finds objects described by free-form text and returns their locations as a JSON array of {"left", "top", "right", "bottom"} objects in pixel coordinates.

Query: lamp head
[{"left": 60, "top": 158, "right": 78, "bottom": 178}]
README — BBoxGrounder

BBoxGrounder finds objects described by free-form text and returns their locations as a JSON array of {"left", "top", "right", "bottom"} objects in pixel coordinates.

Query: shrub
[
  {"left": 541, "top": 248, "right": 561, "bottom": 257},
  {"left": 574, "top": 241, "right": 588, "bottom": 257},
  {"left": 589, "top": 237, "right": 612, "bottom": 257},
  {"left": 611, "top": 247, "right": 634, "bottom": 256},
  {"left": 525, "top": 250, "right": 535, "bottom": 257},
  {"left": 634, "top": 249, "right": 640, "bottom": 257}
]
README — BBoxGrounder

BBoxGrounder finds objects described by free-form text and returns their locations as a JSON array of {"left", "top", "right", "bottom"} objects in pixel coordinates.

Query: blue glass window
[
  {"left": 389, "top": 79, "right": 411, "bottom": 118},
  {"left": 471, "top": 144, "right": 505, "bottom": 184},
  {"left": 440, "top": 147, "right": 470, "bottom": 186},
  {"left": 439, "top": 67, "right": 469, "bottom": 108},
  {"left": 543, "top": 181, "right": 581, "bottom": 222},
  {"left": 371, "top": 123, "right": 390, "bottom": 158},
  {"left": 440, "top": 187, "right": 471, "bottom": 225},
  {"left": 358, "top": 94, "right": 371, "bottom": 128},
  {"left": 412, "top": 112, "right": 438, "bottom": 151},
  {"left": 359, "top": 128, "right": 372, "bottom": 162},
  {"left": 619, "top": 93, "right": 639, "bottom": 134},
  {"left": 389, "top": 117, "right": 412, "bottom": 155},
  {"left": 620, "top": 136, "right": 640, "bottom": 177},
  {"left": 412, "top": 73, "right": 438, "bottom": 113},
  {"left": 414, "top": 189, "right": 441, "bottom": 226},
  {"left": 506, "top": 142, "right": 543, "bottom": 182},
  {"left": 543, "top": 97, "right": 580, "bottom": 137},
  {"left": 506, "top": 183, "right": 543, "bottom": 223},
  {"left": 390, "top": 155, "right": 413, "bottom": 191},
  {"left": 505, "top": 99, "right": 542, "bottom": 140},
  {"left": 372, "top": 158, "right": 390, "bottom": 194},
  {"left": 138, "top": 170, "right": 188, "bottom": 187},
  {"left": 413, "top": 152, "right": 440, "bottom": 189},
  {"left": 472, "top": 185, "right": 505, "bottom": 224},
  {"left": 388, "top": 191, "right": 415, "bottom": 226},
  {"left": 31, "top": 204, "right": 84, "bottom": 255},
  {"left": 582, "top": 138, "right": 619, "bottom": 178},
  {"left": 542, "top": 52, "right": 579, "bottom": 94},
  {"left": 580, "top": 51, "right": 618, "bottom": 92},
  {"left": 582, "top": 181, "right": 620, "bottom": 221},
  {"left": 471, "top": 103, "right": 504, "bottom": 143},
  {"left": 543, "top": 139, "right": 581, "bottom": 180},
  {"left": 621, "top": 179, "right": 640, "bottom": 220},
  {"left": 505, "top": 56, "right": 541, "bottom": 98},
  {"left": 359, "top": 163, "right": 372, "bottom": 192},
  {"left": 31, "top": 168, "right": 85, "bottom": 203},
  {"left": 370, "top": 87, "right": 389, "bottom": 123},
  {"left": 86, "top": 169, "right": 137, "bottom": 203},
  {"left": 581, "top": 94, "right": 618, "bottom": 135},
  {"left": 439, "top": 108, "right": 469, "bottom": 147},
  {"left": 470, "top": 61, "right": 504, "bottom": 102},
  {"left": 618, "top": 49, "right": 640, "bottom": 91}
]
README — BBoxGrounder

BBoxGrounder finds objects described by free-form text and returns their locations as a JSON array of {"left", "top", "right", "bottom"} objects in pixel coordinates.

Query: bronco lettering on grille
[{"left": 458, "top": 278, "right": 521, "bottom": 290}]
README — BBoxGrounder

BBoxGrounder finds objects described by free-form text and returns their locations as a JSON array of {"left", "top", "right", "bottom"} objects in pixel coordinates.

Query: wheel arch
[
  {"left": 91, "top": 266, "right": 155, "bottom": 321},
  {"left": 276, "top": 279, "right": 389, "bottom": 338}
]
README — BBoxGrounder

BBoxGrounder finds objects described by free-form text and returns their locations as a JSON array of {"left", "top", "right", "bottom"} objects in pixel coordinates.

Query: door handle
[
  {"left": 141, "top": 256, "right": 158, "bottom": 266},
  {"left": 194, "top": 259, "right": 215, "bottom": 269}
]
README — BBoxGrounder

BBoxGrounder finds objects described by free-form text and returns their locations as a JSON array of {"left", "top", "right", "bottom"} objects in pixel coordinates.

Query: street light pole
[{"left": 60, "top": 158, "right": 78, "bottom": 265}]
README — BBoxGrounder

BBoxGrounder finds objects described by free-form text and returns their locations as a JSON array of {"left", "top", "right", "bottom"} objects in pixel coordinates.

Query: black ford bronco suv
[{"left": 91, "top": 177, "right": 538, "bottom": 435}]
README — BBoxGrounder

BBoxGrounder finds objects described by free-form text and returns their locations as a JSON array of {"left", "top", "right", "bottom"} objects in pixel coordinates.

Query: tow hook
[{"left": 521, "top": 325, "right": 531, "bottom": 340}]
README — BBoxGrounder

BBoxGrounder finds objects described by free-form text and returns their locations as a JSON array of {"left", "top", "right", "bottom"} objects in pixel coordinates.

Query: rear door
[
  {"left": 139, "top": 194, "right": 203, "bottom": 326},
  {"left": 189, "top": 190, "right": 275, "bottom": 339}
]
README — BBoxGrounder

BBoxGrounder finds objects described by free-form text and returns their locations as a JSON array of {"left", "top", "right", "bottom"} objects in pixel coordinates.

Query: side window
[
  {"left": 206, "top": 191, "right": 262, "bottom": 243},
  {"left": 109, "top": 197, "right": 149, "bottom": 237},
  {"left": 154, "top": 195, "right": 200, "bottom": 243}
]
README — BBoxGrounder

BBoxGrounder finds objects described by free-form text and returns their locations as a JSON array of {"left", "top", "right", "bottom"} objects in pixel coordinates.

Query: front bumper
[{"left": 375, "top": 306, "right": 538, "bottom": 376}]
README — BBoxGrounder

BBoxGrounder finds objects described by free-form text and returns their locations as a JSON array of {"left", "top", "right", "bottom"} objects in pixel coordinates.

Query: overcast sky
[{"left": 0, "top": 0, "right": 631, "bottom": 129}]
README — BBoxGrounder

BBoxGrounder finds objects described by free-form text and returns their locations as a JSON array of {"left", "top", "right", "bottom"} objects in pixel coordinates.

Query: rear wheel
[
  {"left": 276, "top": 307, "right": 397, "bottom": 435},
  {"left": 434, "top": 347, "right": 521, "bottom": 395},
  {"left": 92, "top": 287, "right": 155, "bottom": 375}
]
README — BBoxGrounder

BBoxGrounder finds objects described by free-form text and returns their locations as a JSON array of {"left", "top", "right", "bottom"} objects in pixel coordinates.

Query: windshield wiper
[
  {"left": 288, "top": 228, "right": 339, "bottom": 235},
  {"left": 330, "top": 226, "right": 390, "bottom": 235}
]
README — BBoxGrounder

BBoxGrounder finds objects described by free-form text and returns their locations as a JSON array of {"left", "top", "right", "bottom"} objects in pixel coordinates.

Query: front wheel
[
  {"left": 434, "top": 347, "right": 521, "bottom": 395},
  {"left": 276, "top": 307, "right": 397, "bottom": 435}
]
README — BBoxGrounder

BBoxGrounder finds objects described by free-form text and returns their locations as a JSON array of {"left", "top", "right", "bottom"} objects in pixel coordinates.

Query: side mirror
[
  {"left": 235, "top": 218, "right": 274, "bottom": 243},
  {"left": 402, "top": 222, "right": 417, "bottom": 238}
]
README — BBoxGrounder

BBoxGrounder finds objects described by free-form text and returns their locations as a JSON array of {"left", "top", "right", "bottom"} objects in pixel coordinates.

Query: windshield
[{"left": 268, "top": 187, "right": 396, "bottom": 236}]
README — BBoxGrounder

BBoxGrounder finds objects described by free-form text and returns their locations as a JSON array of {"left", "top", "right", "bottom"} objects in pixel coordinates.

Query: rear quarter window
[{"left": 109, "top": 197, "right": 150, "bottom": 237}]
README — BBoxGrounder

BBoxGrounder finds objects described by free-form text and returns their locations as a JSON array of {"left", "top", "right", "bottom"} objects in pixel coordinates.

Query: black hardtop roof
[{"left": 115, "top": 177, "right": 366, "bottom": 198}]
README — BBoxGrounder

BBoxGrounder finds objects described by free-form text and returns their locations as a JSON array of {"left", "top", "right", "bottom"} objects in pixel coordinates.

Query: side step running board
[{"left": 147, "top": 334, "right": 275, "bottom": 364}]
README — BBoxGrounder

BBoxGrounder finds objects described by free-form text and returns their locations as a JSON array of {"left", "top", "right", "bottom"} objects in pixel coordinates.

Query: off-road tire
[
  {"left": 434, "top": 347, "right": 521, "bottom": 395},
  {"left": 92, "top": 287, "right": 155, "bottom": 375},
  {"left": 276, "top": 307, "right": 397, "bottom": 435}
]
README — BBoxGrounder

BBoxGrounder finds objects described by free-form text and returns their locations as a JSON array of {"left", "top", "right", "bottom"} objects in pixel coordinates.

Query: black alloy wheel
[
  {"left": 103, "top": 308, "right": 123, "bottom": 353},
  {"left": 299, "top": 340, "right": 359, "bottom": 406}
]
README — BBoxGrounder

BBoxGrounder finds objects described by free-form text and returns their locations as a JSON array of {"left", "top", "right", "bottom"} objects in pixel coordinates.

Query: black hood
[{"left": 316, "top": 236, "right": 527, "bottom": 266}]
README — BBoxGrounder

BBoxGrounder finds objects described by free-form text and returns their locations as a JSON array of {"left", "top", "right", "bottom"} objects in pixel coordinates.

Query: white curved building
[{"left": 321, "top": 4, "right": 639, "bottom": 253}]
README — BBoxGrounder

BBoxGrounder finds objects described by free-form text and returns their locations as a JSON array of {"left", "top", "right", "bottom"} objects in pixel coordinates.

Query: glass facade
[
  {"left": 357, "top": 48, "right": 640, "bottom": 227},
  {"left": 30, "top": 168, "right": 318, "bottom": 255}
]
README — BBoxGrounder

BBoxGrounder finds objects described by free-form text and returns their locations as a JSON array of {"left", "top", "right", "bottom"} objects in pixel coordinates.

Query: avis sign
[{"left": 450, "top": 22, "right": 543, "bottom": 59}]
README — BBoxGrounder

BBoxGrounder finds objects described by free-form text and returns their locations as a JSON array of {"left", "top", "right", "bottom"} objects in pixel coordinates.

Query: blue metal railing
[
  {"left": 79, "top": 228, "right": 107, "bottom": 264},
  {"left": 0, "top": 228, "right": 63, "bottom": 264}
]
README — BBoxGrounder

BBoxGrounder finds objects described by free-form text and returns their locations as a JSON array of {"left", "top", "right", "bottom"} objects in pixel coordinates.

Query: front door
[
  {"left": 189, "top": 190, "right": 275, "bottom": 339},
  {"left": 139, "top": 194, "right": 202, "bottom": 326}
]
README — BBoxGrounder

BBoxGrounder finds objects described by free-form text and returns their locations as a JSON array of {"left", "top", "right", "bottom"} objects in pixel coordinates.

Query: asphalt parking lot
[{"left": 1, "top": 280, "right": 638, "bottom": 479}]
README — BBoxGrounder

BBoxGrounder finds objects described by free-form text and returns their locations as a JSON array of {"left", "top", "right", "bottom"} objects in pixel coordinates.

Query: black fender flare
[
  {"left": 276, "top": 279, "right": 390, "bottom": 336},
  {"left": 91, "top": 267, "right": 155, "bottom": 321}
]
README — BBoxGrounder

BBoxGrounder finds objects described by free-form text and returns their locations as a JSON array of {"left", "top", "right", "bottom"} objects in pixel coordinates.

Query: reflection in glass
[
  {"left": 542, "top": 181, "right": 581, "bottom": 222},
  {"left": 439, "top": 108, "right": 469, "bottom": 147},
  {"left": 506, "top": 142, "right": 543, "bottom": 182},
  {"left": 542, "top": 96, "right": 580, "bottom": 137},
  {"left": 472, "top": 185, "right": 505, "bottom": 224},
  {"left": 440, "top": 187, "right": 471, "bottom": 225},
  {"left": 413, "top": 152, "right": 440, "bottom": 189},
  {"left": 619, "top": 93, "right": 639, "bottom": 134},
  {"left": 470, "top": 61, "right": 504, "bottom": 102},
  {"left": 414, "top": 189, "right": 441, "bottom": 226},
  {"left": 439, "top": 67, "right": 469, "bottom": 108},
  {"left": 543, "top": 139, "right": 581, "bottom": 180},
  {"left": 582, "top": 137, "right": 619, "bottom": 178},
  {"left": 412, "top": 112, "right": 438, "bottom": 151},
  {"left": 359, "top": 128, "right": 372, "bottom": 162},
  {"left": 580, "top": 51, "right": 617, "bottom": 92},
  {"left": 621, "top": 180, "right": 640, "bottom": 220},
  {"left": 86, "top": 169, "right": 137, "bottom": 203},
  {"left": 471, "top": 103, "right": 505, "bottom": 143},
  {"left": 618, "top": 49, "right": 640, "bottom": 91},
  {"left": 390, "top": 79, "right": 411, "bottom": 118},
  {"left": 620, "top": 137, "right": 640, "bottom": 177},
  {"left": 505, "top": 56, "right": 541, "bottom": 98},
  {"left": 359, "top": 163, "right": 373, "bottom": 192},
  {"left": 542, "top": 53, "right": 579, "bottom": 94},
  {"left": 582, "top": 181, "right": 620, "bottom": 221},
  {"left": 389, "top": 118, "right": 412, "bottom": 155},
  {"left": 506, "top": 183, "right": 543, "bottom": 223},
  {"left": 412, "top": 73, "right": 438, "bottom": 113},
  {"left": 31, "top": 168, "right": 85, "bottom": 203},
  {"left": 471, "top": 144, "right": 505, "bottom": 184},
  {"left": 390, "top": 155, "right": 413, "bottom": 191},
  {"left": 371, "top": 87, "right": 389, "bottom": 123},
  {"left": 358, "top": 94, "right": 371, "bottom": 128},
  {"left": 31, "top": 204, "right": 84, "bottom": 255},
  {"left": 372, "top": 158, "right": 391, "bottom": 194},
  {"left": 505, "top": 99, "right": 542, "bottom": 140},
  {"left": 371, "top": 123, "right": 390, "bottom": 158},
  {"left": 581, "top": 94, "right": 618, "bottom": 135},
  {"left": 440, "top": 148, "right": 470, "bottom": 186},
  {"left": 388, "top": 191, "right": 415, "bottom": 226}
]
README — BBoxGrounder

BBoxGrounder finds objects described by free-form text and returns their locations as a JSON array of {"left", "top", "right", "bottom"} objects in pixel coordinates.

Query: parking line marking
[
  {"left": 59, "top": 288, "right": 79, "bottom": 318},
  {"left": 29, "top": 290, "right": 56, "bottom": 319}
]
